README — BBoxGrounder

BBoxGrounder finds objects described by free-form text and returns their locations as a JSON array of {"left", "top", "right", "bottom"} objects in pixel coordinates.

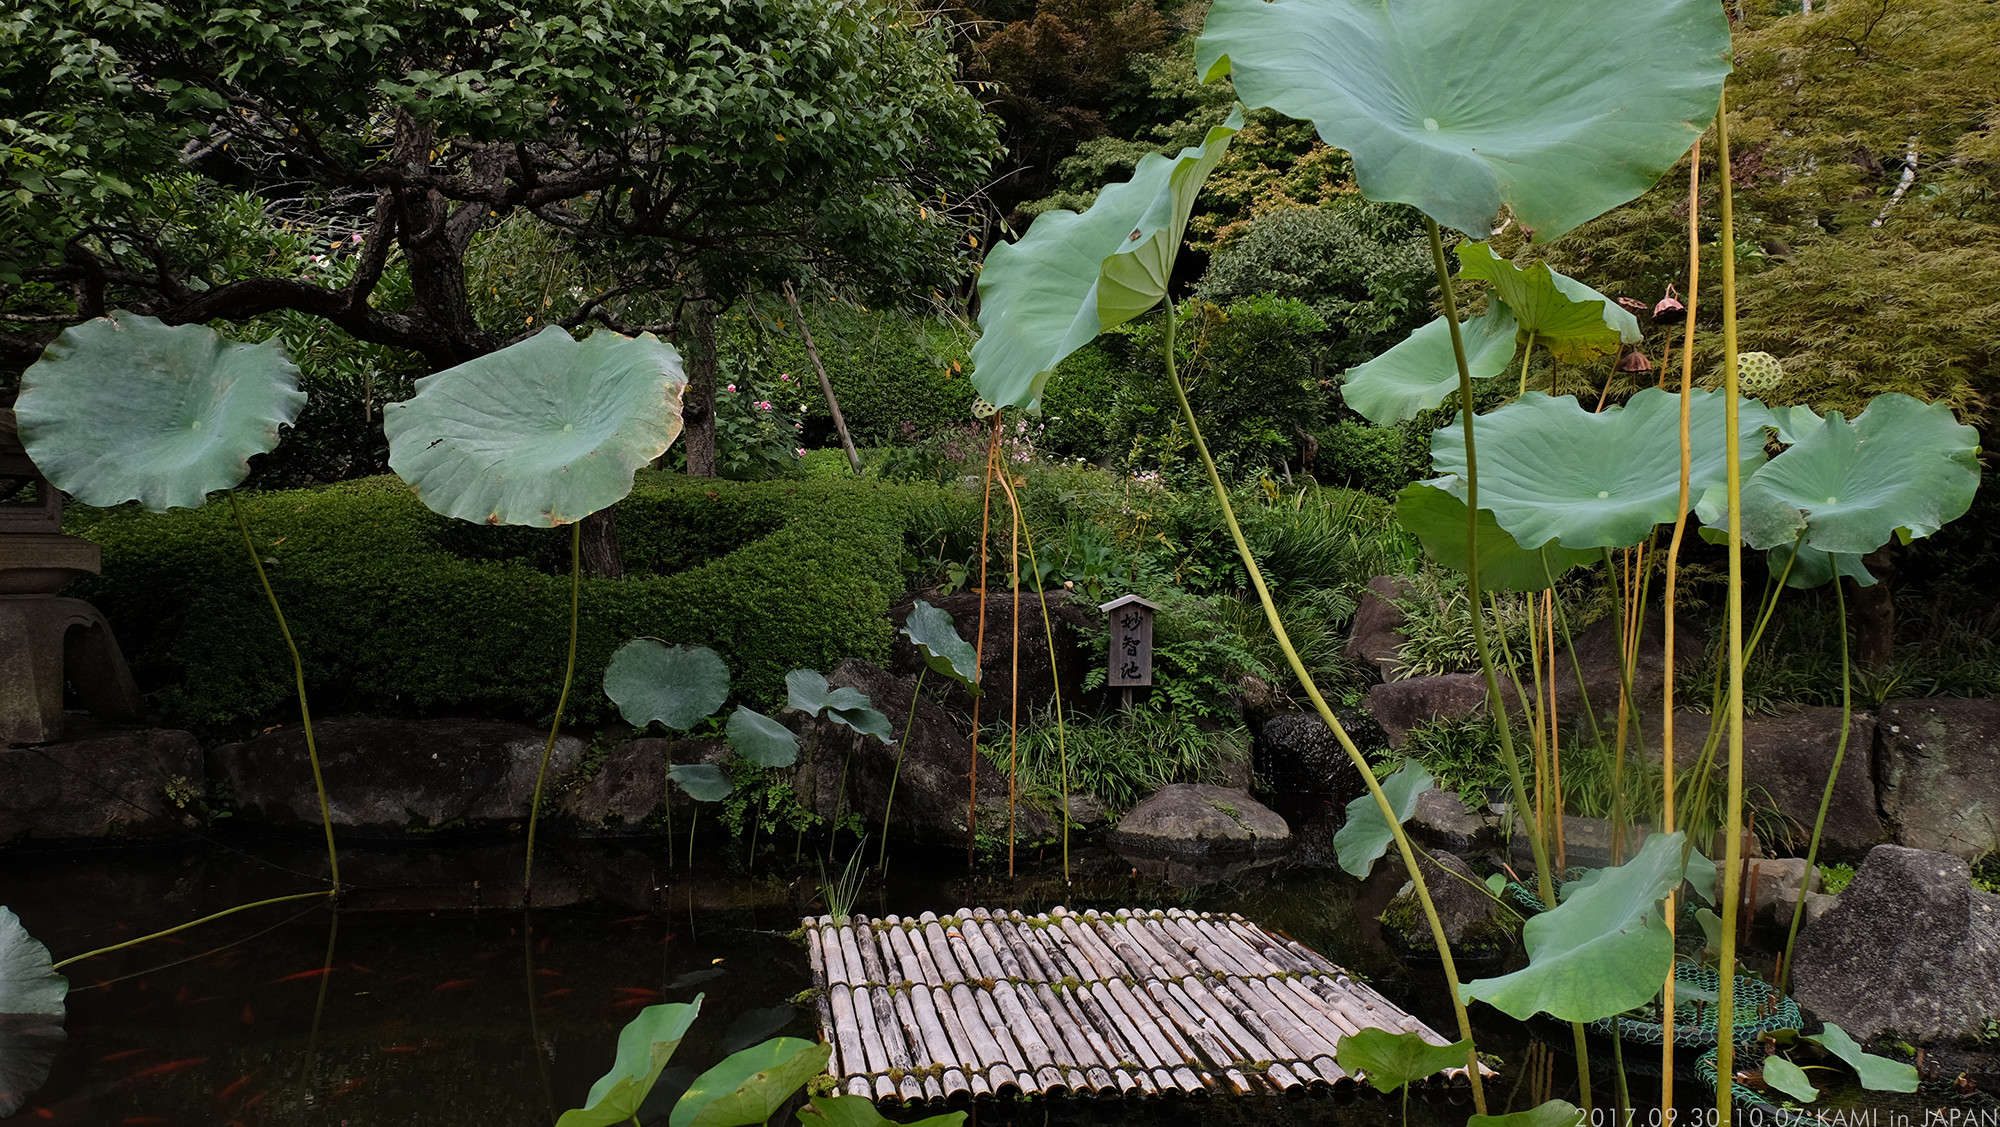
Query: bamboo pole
[{"left": 806, "top": 925, "right": 844, "bottom": 1078}]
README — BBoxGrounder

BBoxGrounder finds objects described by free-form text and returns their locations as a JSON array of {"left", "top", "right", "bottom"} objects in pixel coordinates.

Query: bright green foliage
[
  {"left": 668, "top": 764, "right": 734, "bottom": 804},
  {"left": 1396, "top": 483, "right": 1595, "bottom": 592},
  {"left": 1334, "top": 1027, "right": 1471, "bottom": 1094},
  {"left": 1455, "top": 243, "right": 1640, "bottom": 362},
  {"left": 797, "top": 1092, "right": 965, "bottom": 1127},
  {"left": 1462, "top": 832, "right": 1692, "bottom": 1023},
  {"left": 1807, "top": 1023, "right": 1920, "bottom": 1093},
  {"left": 668, "top": 1038, "right": 831, "bottom": 1127},
  {"left": 556, "top": 999, "right": 703, "bottom": 1127},
  {"left": 901, "top": 600, "right": 981, "bottom": 694},
  {"left": 1468, "top": 1101, "right": 1585, "bottom": 1127},
  {"left": 1340, "top": 303, "right": 1519, "bottom": 426},
  {"left": 971, "top": 110, "right": 1244, "bottom": 411},
  {"left": 1333, "top": 759, "right": 1432, "bottom": 878},
  {"left": 732, "top": 303, "right": 976, "bottom": 449},
  {"left": 784, "top": 670, "right": 894, "bottom": 743},
  {"left": 385, "top": 328, "right": 686, "bottom": 528},
  {"left": 1431, "top": 390, "right": 1774, "bottom": 551},
  {"left": 603, "top": 641, "right": 731, "bottom": 732},
  {"left": 16, "top": 312, "right": 304, "bottom": 511},
  {"left": 725, "top": 706, "right": 800, "bottom": 769},
  {"left": 1194, "top": 0, "right": 1730, "bottom": 241},
  {"left": 1760, "top": 1055, "right": 1820, "bottom": 1102}
]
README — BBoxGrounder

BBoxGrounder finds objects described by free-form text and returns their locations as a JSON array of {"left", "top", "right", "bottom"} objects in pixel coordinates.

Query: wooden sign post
[{"left": 1098, "top": 594, "right": 1160, "bottom": 711}]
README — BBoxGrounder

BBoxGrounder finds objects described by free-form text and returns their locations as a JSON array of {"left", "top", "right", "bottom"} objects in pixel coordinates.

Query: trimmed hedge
[{"left": 64, "top": 473, "right": 950, "bottom": 738}]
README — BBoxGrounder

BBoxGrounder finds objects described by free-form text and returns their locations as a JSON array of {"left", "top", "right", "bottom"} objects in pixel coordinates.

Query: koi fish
[
  {"left": 98, "top": 1049, "right": 146, "bottom": 1062},
  {"left": 536, "top": 968, "right": 562, "bottom": 978},
  {"left": 269, "top": 968, "right": 333, "bottom": 985},
  {"left": 127, "top": 1057, "right": 207, "bottom": 1081},
  {"left": 239, "top": 1004, "right": 255, "bottom": 1025},
  {"left": 610, "top": 996, "right": 655, "bottom": 1009},
  {"left": 348, "top": 963, "right": 376, "bottom": 975},
  {"left": 614, "top": 915, "right": 649, "bottom": 924},
  {"left": 433, "top": 978, "right": 477, "bottom": 992},
  {"left": 541, "top": 988, "right": 573, "bottom": 1000},
  {"left": 31, "top": 1109, "right": 52, "bottom": 1119},
  {"left": 378, "top": 1045, "right": 422, "bottom": 1054},
  {"left": 613, "top": 986, "right": 659, "bottom": 997},
  {"left": 328, "top": 1077, "right": 367, "bottom": 1099},
  {"left": 217, "top": 1072, "right": 257, "bottom": 1100}
]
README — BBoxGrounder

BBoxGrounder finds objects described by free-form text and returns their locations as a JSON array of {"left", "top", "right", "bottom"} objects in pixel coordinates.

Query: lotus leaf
[
  {"left": 1194, "top": 0, "right": 1730, "bottom": 241},
  {"left": 1462, "top": 831, "right": 1689, "bottom": 1022},
  {"left": 1333, "top": 759, "right": 1432, "bottom": 879},
  {"left": 797, "top": 1093, "right": 967, "bottom": 1127},
  {"left": 970, "top": 110, "right": 1243, "bottom": 411},
  {"left": 384, "top": 326, "right": 686, "bottom": 527},
  {"left": 1469, "top": 1100, "right": 1585, "bottom": 1127},
  {"left": 784, "top": 670, "right": 894, "bottom": 743},
  {"left": 1767, "top": 542, "right": 1877, "bottom": 590},
  {"left": 1432, "top": 390, "right": 1774, "bottom": 551},
  {"left": 1456, "top": 243, "right": 1640, "bottom": 362},
  {"left": 669, "top": 763, "right": 734, "bottom": 803},
  {"left": 604, "top": 640, "right": 730, "bottom": 732},
  {"left": 0, "top": 907, "right": 66, "bottom": 1117},
  {"left": 1710, "top": 394, "right": 1981, "bottom": 555},
  {"left": 1339, "top": 302, "right": 1519, "bottom": 426},
  {"left": 901, "top": 600, "right": 982, "bottom": 694},
  {"left": 726, "top": 706, "right": 799, "bottom": 768},
  {"left": 1335, "top": 1027, "right": 1471, "bottom": 1094},
  {"left": 1806, "top": 1023, "right": 1919, "bottom": 1093},
  {"left": 1396, "top": 481, "right": 1595, "bottom": 592},
  {"left": 556, "top": 998, "right": 703, "bottom": 1127},
  {"left": 16, "top": 311, "right": 305, "bottom": 512},
  {"left": 669, "top": 1037, "right": 830, "bottom": 1127},
  {"left": 1759, "top": 1055, "right": 1819, "bottom": 1102}
]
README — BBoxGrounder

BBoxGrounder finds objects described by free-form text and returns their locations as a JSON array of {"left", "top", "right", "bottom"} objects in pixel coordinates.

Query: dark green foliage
[
  {"left": 1314, "top": 420, "right": 1431, "bottom": 498},
  {"left": 63, "top": 474, "right": 948, "bottom": 737},
  {"left": 1036, "top": 343, "right": 1124, "bottom": 459},
  {"left": 1006, "top": 700, "right": 1244, "bottom": 816},
  {"left": 727, "top": 303, "right": 976, "bottom": 448}
]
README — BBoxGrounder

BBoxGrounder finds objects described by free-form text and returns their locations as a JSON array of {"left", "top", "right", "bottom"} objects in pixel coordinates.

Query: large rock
[
  {"left": 1108, "top": 784, "right": 1290, "bottom": 885},
  {"left": 559, "top": 737, "right": 730, "bottom": 835},
  {"left": 210, "top": 716, "right": 583, "bottom": 836},
  {"left": 788, "top": 658, "right": 1053, "bottom": 848},
  {"left": 1877, "top": 698, "right": 2000, "bottom": 860},
  {"left": 1409, "top": 787, "right": 1490, "bottom": 853},
  {"left": 1344, "top": 576, "right": 1412, "bottom": 681},
  {"left": 1645, "top": 707, "right": 1884, "bottom": 859},
  {"left": 1381, "top": 851, "right": 1513, "bottom": 955},
  {"left": 1790, "top": 845, "right": 2000, "bottom": 1042},
  {"left": 1366, "top": 673, "right": 1496, "bottom": 748},
  {"left": 887, "top": 592, "right": 1097, "bottom": 726},
  {"left": 1253, "top": 709, "right": 1374, "bottom": 798},
  {"left": 0, "top": 726, "right": 202, "bottom": 843}
]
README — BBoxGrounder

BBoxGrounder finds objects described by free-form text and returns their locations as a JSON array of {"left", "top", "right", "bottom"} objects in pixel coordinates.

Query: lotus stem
[
  {"left": 51, "top": 890, "right": 332, "bottom": 970},
  {"left": 1714, "top": 85, "right": 1747, "bottom": 1127},
  {"left": 1780, "top": 567, "right": 1851, "bottom": 994},
  {"left": 1163, "top": 297, "right": 1487, "bottom": 1115},
  {"left": 968, "top": 418, "right": 1002, "bottom": 868},
  {"left": 523, "top": 520, "right": 582, "bottom": 900},
  {"left": 880, "top": 667, "right": 927, "bottom": 871},
  {"left": 994, "top": 466, "right": 1073, "bottom": 882},
  {"left": 230, "top": 490, "right": 339, "bottom": 893}
]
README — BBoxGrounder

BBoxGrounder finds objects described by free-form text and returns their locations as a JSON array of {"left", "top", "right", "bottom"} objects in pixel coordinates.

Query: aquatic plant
[
  {"left": 884, "top": 600, "right": 980, "bottom": 866},
  {"left": 0, "top": 907, "right": 66, "bottom": 1116}
]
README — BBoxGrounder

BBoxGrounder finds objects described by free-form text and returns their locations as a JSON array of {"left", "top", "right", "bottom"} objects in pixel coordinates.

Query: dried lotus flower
[
  {"left": 1618, "top": 350, "right": 1655, "bottom": 372},
  {"left": 1654, "top": 285, "right": 1686, "bottom": 319}
]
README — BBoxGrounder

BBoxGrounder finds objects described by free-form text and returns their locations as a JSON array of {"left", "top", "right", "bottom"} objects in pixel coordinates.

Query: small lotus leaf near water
[
  {"left": 725, "top": 705, "right": 799, "bottom": 768},
  {"left": 901, "top": 600, "right": 981, "bottom": 694},
  {"left": 669, "top": 1037, "right": 831, "bottom": 1127},
  {"left": 384, "top": 326, "right": 687, "bottom": 527},
  {"left": 604, "top": 640, "right": 731, "bottom": 732},
  {"left": 797, "top": 1092, "right": 966, "bottom": 1127},
  {"left": 556, "top": 997, "right": 703, "bottom": 1127},
  {"left": 1194, "top": 0, "right": 1730, "bottom": 241},
  {"left": 15, "top": 311, "right": 305, "bottom": 511},
  {"left": 970, "top": 109, "right": 1243, "bottom": 412},
  {"left": 1807, "top": 1022, "right": 1920, "bottom": 1093},
  {"left": 0, "top": 907, "right": 67, "bottom": 1117},
  {"left": 1333, "top": 759, "right": 1432, "bottom": 879},
  {"left": 1468, "top": 1100, "right": 1586, "bottom": 1127},
  {"left": 1334, "top": 1027, "right": 1471, "bottom": 1095},
  {"left": 785, "top": 670, "right": 894, "bottom": 743}
]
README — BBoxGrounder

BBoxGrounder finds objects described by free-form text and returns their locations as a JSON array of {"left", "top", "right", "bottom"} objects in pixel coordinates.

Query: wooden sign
[{"left": 1098, "top": 593, "right": 1160, "bottom": 688}]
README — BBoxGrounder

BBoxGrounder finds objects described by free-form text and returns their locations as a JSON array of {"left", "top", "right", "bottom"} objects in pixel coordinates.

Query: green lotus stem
[
  {"left": 1779, "top": 569, "right": 1851, "bottom": 994},
  {"left": 51, "top": 890, "right": 332, "bottom": 970},
  {"left": 1517, "top": 330, "right": 1536, "bottom": 395},
  {"left": 523, "top": 520, "right": 582, "bottom": 899},
  {"left": 1162, "top": 297, "right": 1488, "bottom": 1116},
  {"left": 229, "top": 490, "right": 339, "bottom": 893},
  {"left": 1601, "top": 546, "right": 1651, "bottom": 863},
  {"left": 1713, "top": 86, "right": 1748, "bottom": 1127},
  {"left": 880, "top": 666, "right": 927, "bottom": 871},
  {"left": 994, "top": 464, "right": 1073, "bottom": 882}
]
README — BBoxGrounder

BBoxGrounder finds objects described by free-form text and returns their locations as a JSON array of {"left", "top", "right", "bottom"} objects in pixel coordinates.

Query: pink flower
[
  {"left": 779, "top": 373, "right": 791, "bottom": 382},
  {"left": 795, "top": 447, "right": 807, "bottom": 456},
  {"left": 755, "top": 400, "right": 773, "bottom": 410},
  {"left": 725, "top": 383, "right": 736, "bottom": 393}
]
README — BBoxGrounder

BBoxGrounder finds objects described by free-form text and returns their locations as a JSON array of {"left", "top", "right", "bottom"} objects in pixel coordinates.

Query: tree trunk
[
  {"left": 783, "top": 283, "right": 864, "bottom": 476},
  {"left": 1847, "top": 547, "right": 1897, "bottom": 671},
  {"left": 581, "top": 508, "right": 623, "bottom": 580},
  {"left": 682, "top": 299, "right": 719, "bottom": 477}
]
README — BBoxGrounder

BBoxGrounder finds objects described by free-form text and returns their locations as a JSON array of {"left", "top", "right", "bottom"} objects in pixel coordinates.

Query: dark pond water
[{"left": 2, "top": 833, "right": 1988, "bottom": 1126}]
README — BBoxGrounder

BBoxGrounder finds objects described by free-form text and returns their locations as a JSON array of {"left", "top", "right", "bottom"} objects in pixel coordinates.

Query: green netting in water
[{"left": 1593, "top": 962, "right": 1802, "bottom": 1048}]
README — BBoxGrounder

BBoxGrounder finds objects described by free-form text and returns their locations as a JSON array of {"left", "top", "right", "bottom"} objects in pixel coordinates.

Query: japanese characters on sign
[{"left": 1099, "top": 594, "right": 1158, "bottom": 688}]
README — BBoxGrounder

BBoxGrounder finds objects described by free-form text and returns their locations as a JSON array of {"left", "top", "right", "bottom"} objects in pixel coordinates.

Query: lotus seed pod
[{"left": 1737, "top": 351, "right": 1785, "bottom": 396}]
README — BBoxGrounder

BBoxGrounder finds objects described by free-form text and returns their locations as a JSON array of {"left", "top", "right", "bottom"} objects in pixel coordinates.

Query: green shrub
[
  {"left": 1005, "top": 701, "right": 1246, "bottom": 817},
  {"left": 1036, "top": 342, "right": 1125, "bottom": 459},
  {"left": 1315, "top": 420, "right": 1431, "bottom": 498},
  {"left": 64, "top": 473, "right": 952, "bottom": 737},
  {"left": 723, "top": 302, "right": 977, "bottom": 447}
]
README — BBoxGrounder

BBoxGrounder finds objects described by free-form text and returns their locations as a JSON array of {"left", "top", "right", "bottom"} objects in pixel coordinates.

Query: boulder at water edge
[
  {"left": 1343, "top": 575, "right": 1412, "bottom": 681},
  {"left": 1877, "top": 698, "right": 2000, "bottom": 861},
  {"left": 0, "top": 724, "right": 201, "bottom": 843},
  {"left": 1107, "top": 783, "right": 1290, "bottom": 886},
  {"left": 1789, "top": 844, "right": 2000, "bottom": 1042}
]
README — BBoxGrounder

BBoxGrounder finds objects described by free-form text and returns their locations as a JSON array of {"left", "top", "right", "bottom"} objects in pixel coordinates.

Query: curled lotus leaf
[
  {"left": 16, "top": 311, "right": 305, "bottom": 512},
  {"left": 970, "top": 110, "right": 1243, "bottom": 411},
  {"left": 1339, "top": 302, "right": 1519, "bottom": 426},
  {"left": 668, "top": 763, "right": 733, "bottom": 803},
  {"left": 1456, "top": 243, "right": 1640, "bottom": 363},
  {"left": 1194, "top": 0, "right": 1730, "bottom": 241},
  {"left": 901, "top": 600, "right": 981, "bottom": 694},
  {"left": 1469, "top": 1100, "right": 1586, "bottom": 1127},
  {"left": 603, "top": 640, "right": 730, "bottom": 732},
  {"left": 384, "top": 326, "right": 686, "bottom": 527},
  {"left": 0, "top": 907, "right": 67, "bottom": 1117},
  {"left": 725, "top": 706, "right": 799, "bottom": 768},
  {"left": 556, "top": 998, "right": 703, "bottom": 1127},
  {"left": 784, "top": 670, "right": 894, "bottom": 743},
  {"left": 1396, "top": 480, "right": 1595, "bottom": 592},
  {"left": 1431, "top": 390, "right": 1774, "bottom": 551},
  {"left": 1335, "top": 1027, "right": 1471, "bottom": 1095},
  {"left": 669, "top": 1037, "right": 831, "bottom": 1127},
  {"left": 1806, "top": 1023, "right": 1919, "bottom": 1093},
  {"left": 1333, "top": 759, "right": 1432, "bottom": 879},
  {"left": 1766, "top": 542, "right": 1877, "bottom": 590}
]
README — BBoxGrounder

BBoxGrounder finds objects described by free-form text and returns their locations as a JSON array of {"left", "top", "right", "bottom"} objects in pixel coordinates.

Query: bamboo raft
[{"left": 803, "top": 905, "right": 1489, "bottom": 1102}]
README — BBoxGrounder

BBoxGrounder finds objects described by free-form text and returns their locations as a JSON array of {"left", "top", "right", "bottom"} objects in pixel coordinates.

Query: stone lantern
[{"left": 0, "top": 406, "right": 143, "bottom": 744}]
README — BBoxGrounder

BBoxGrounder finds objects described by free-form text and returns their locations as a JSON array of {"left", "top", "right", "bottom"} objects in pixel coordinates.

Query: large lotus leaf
[
  {"left": 1333, "top": 759, "right": 1432, "bottom": 879},
  {"left": 797, "top": 1094, "right": 967, "bottom": 1127},
  {"left": 669, "top": 1038, "right": 830, "bottom": 1127},
  {"left": 1462, "top": 831, "right": 1689, "bottom": 1022},
  {"left": 556, "top": 998, "right": 703, "bottom": 1127},
  {"left": 726, "top": 706, "right": 799, "bottom": 768},
  {"left": 784, "top": 670, "right": 895, "bottom": 743},
  {"left": 1334, "top": 1027, "right": 1471, "bottom": 1094},
  {"left": 1723, "top": 394, "right": 1981, "bottom": 555},
  {"left": 1194, "top": 0, "right": 1731, "bottom": 242},
  {"left": 16, "top": 311, "right": 305, "bottom": 511},
  {"left": 1806, "top": 1023, "right": 1919, "bottom": 1093},
  {"left": 384, "top": 326, "right": 686, "bottom": 527},
  {"left": 1469, "top": 1100, "right": 1585, "bottom": 1127},
  {"left": 1432, "top": 390, "right": 1774, "bottom": 551},
  {"left": 1767, "top": 542, "right": 1877, "bottom": 590},
  {"left": 1760, "top": 1055, "right": 1819, "bottom": 1103},
  {"left": 971, "top": 110, "right": 1244, "bottom": 411},
  {"left": 1339, "top": 302, "right": 1519, "bottom": 426},
  {"left": 669, "top": 763, "right": 734, "bottom": 803},
  {"left": 604, "top": 640, "right": 730, "bottom": 732},
  {"left": 1396, "top": 481, "right": 1596, "bottom": 592},
  {"left": 1456, "top": 243, "right": 1640, "bottom": 362},
  {"left": 0, "top": 907, "right": 66, "bottom": 1117},
  {"left": 901, "top": 600, "right": 981, "bottom": 694}
]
